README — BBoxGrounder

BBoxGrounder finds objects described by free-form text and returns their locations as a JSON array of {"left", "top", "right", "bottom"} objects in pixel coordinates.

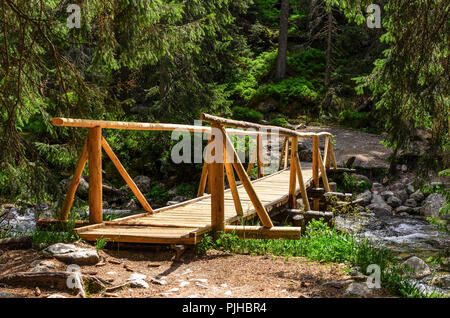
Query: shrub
[
  {"left": 255, "top": 77, "right": 320, "bottom": 104},
  {"left": 232, "top": 106, "right": 263, "bottom": 123},
  {"left": 269, "top": 117, "right": 289, "bottom": 127}
]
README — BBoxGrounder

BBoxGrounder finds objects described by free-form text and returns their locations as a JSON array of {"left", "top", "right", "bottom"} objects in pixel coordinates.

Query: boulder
[
  {"left": 371, "top": 183, "right": 384, "bottom": 193},
  {"left": 132, "top": 176, "right": 151, "bottom": 194},
  {"left": 380, "top": 191, "right": 394, "bottom": 201},
  {"left": 0, "top": 292, "right": 15, "bottom": 298},
  {"left": 402, "top": 256, "right": 431, "bottom": 278},
  {"left": 404, "top": 198, "right": 417, "bottom": 208},
  {"left": 394, "top": 206, "right": 411, "bottom": 215},
  {"left": 43, "top": 243, "right": 100, "bottom": 266},
  {"left": 396, "top": 190, "right": 408, "bottom": 203},
  {"left": 371, "top": 193, "right": 385, "bottom": 205},
  {"left": 421, "top": 193, "right": 446, "bottom": 218},
  {"left": 429, "top": 275, "right": 450, "bottom": 289},
  {"left": 127, "top": 273, "right": 149, "bottom": 289},
  {"left": 410, "top": 190, "right": 425, "bottom": 202},
  {"left": 356, "top": 190, "right": 372, "bottom": 206},
  {"left": 298, "top": 149, "right": 313, "bottom": 162},
  {"left": 387, "top": 196, "right": 402, "bottom": 208},
  {"left": 343, "top": 282, "right": 372, "bottom": 298}
]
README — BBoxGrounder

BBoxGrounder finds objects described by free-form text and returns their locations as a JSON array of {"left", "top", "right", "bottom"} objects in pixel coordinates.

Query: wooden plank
[
  {"left": 224, "top": 161, "right": 243, "bottom": 216},
  {"left": 324, "top": 136, "right": 330, "bottom": 169},
  {"left": 312, "top": 135, "right": 320, "bottom": 211},
  {"left": 278, "top": 137, "right": 287, "bottom": 171},
  {"left": 60, "top": 137, "right": 89, "bottom": 221},
  {"left": 317, "top": 148, "right": 331, "bottom": 192},
  {"left": 210, "top": 124, "right": 225, "bottom": 232},
  {"left": 292, "top": 151, "right": 311, "bottom": 211},
  {"left": 197, "top": 162, "right": 209, "bottom": 197},
  {"left": 88, "top": 127, "right": 103, "bottom": 224},
  {"left": 101, "top": 137, "right": 153, "bottom": 213},
  {"left": 224, "top": 225, "right": 301, "bottom": 240},
  {"left": 257, "top": 134, "right": 264, "bottom": 178},
  {"left": 288, "top": 137, "right": 297, "bottom": 208}
]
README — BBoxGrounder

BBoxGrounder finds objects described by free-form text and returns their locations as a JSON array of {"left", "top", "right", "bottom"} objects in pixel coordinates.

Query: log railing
[{"left": 53, "top": 115, "right": 337, "bottom": 234}]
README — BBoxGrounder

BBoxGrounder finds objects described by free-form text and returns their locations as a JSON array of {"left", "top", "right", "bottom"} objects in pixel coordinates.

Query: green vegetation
[{"left": 197, "top": 219, "right": 444, "bottom": 298}]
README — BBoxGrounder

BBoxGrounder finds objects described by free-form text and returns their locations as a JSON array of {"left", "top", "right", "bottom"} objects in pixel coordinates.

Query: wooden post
[
  {"left": 278, "top": 137, "right": 287, "bottom": 171},
  {"left": 224, "top": 144, "right": 243, "bottom": 216},
  {"left": 101, "top": 137, "right": 153, "bottom": 213},
  {"left": 246, "top": 144, "right": 257, "bottom": 176},
  {"left": 60, "top": 138, "right": 89, "bottom": 221},
  {"left": 257, "top": 134, "right": 264, "bottom": 178},
  {"left": 292, "top": 151, "right": 311, "bottom": 211},
  {"left": 317, "top": 147, "right": 331, "bottom": 192},
  {"left": 324, "top": 136, "right": 330, "bottom": 169},
  {"left": 329, "top": 138, "right": 337, "bottom": 169},
  {"left": 209, "top": 124, "right": 225, "bottom": 233},
  {"left": 288, "top": 137, "right": 297, "bottom": 208},
  {"left": 88, "top": 127, "right": 103, "bottom": 224},
  {"left": 220, "top": 127, "right": 273, "bottom": 228},
  {"left": 197, "top": 162, "right": 208, "bottom": 197},
  {"left": 312, "top": 135, "right": 320, "bottom": 210},
  {"left": 284, "top": 138, "right": 289, "bottom": 169}
]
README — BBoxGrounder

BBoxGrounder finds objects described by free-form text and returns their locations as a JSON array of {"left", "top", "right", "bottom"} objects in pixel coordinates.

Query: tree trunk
[
  {"left": 275, "top": 0, "right": 289, "bottom": 81},
  {"left": 325, "top": 9, "right": 333, "bottom": 87}
]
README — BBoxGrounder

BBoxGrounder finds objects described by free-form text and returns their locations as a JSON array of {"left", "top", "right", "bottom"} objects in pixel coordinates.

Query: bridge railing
[{"left": 52, "top": 115, "right": 337, "bottom": 232}]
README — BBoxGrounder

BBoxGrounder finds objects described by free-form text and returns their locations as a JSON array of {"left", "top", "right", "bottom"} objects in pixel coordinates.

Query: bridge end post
[{"left": 88, "top": 126, "right": 103, "bottom": 224}]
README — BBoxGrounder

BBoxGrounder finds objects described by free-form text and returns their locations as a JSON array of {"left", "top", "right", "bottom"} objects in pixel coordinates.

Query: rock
[
  {"left": 409, "top": 207, "right": 422, "bottom": 216},
  {"left": 343, "top": 282, "right": 372, "bottom": 298},
  {"left": 380, "top": 191, "right": 394, "bottom": 200},
  {"left": 128, "top": 273, "right": 146, "bottom": 281},
  {"left": 172, "top": 196, "right": 187, "bottom": 203},
  {"left": 353, "top": 174, "right": 371, "bottom": 184},
  {"left": 396, "top": 190, "right": 408, "bottom": 203},
  {"left": 43, "top": 243, "right": 100, "bottom": 265},
  {"left": 404, "top": 198, "right": 417, "bottom": 208},
  {"left": 387, "top": 196, "right": 402, "bottom": 208},
  {"left": 298, "top": 149, "right": 313, "bottom": 162},
  {"left": 394, "top": 206, "right": 411, "bottom": 215},
  {"left": 47, "top": 294, "right": 67, "bottom": 298},
  {"left": 406, "top": 184, "right": 414, "bottom": 193},
  {"left": 410, "top": 190, "right": 425, "bottom": 202},
  {"left": 77, "top": 178, "right": 90, "bottom": 198},
  {"left": 124, "top": 199, "right": 138, "bottom": 210},
  {"left": 371, "top": 193, "right": 385, "bottom": 205},
  {"left": 129, "top": 279, "right": 149, "bottom": 289},
  {"left": 402, "top": 256, "right": 431, "bottom": 278},
  {"left": 401, "top": 164, "right": 408, "bottom": 172},
  {"left": 430, "top": 182, "right": 443, "bottom": 188},
  {"left": 356, "top": 190, "right": 372, "bottom": 206},
  {"left": 0, "top": 292, "right": 15, "bottom": 298},
  {"left": 429, "top": 275, "right": 450, "bottom": 289},
  {"left": 373, "top": 205, "right": 393, "bottom": 217},
  {"left": 132, "top": 176, "right": 151, "bottom": 194},
  {"left": 390, "top": 183, "right": 404, "bottom": 192},
  {"left": 322, "top": 280, "right": 353, "bottom": 288},
  {"left": 31, "top": 266, "right": 51, "bottom": 273},
  {"left": 329, "top": 182, "right": 337, "bottom": 192},
  {"left": 372, "top": 183, "right": 384, "bottom": 193},
  {"left": 30, "top": 260, "right": 56, "bottom": 269},
  {"left": 150, "top": 277, "right": 167, "bottom": 285},
  {"left": 421, "top": 193, "right": 446, "bottom": 218},
  {"left": 441, "top": 257, "right": 450, "bottom": 271},
  {"left": 130, "top": 105, "right": 149, "bottom": 114}
]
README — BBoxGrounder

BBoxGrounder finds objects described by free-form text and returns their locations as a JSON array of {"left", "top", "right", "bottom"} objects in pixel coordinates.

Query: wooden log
[
  {"left": 224, "top": 225, "right": 301, "bottom": 240},
  {"left": 284, "top": 138, "right": 289, "bottom": 169},
  {"left": 278, "top": 137, "right": 287, "bottom": 170},
  {"left": 257, "top": 134, "right": 264, "bottom": 178},
  {"left": 197, "top": 162, "right": 209, "bottom": 197},
  {"left": 292, "top": 150, "right": 311, "bottom": 211},
  {"left": 288, "top": 137, "right": 297, "bottom": 208},
  {"left": 317, "top": 148, "right": 331, "bottom": 192},
  {"left": 224, "top": 161, "right": 243, "bottom": 216},
  {"left": 201, "top": 113, "right": 333, "bottom": 138},
  {"left": 60, "top": 138, "right": 89, "bottom": 221},
  {"left": 220, "top": 127, "right": 273, "bottom": 228},
  {"left": 329, "top": 139, "right": 338, "bottom": 169},
  {"left": 210, "top": 124, "right": 225, "bottom": 232},
  {"left": 312, "top": 135, "right": 320, "bottom": 210},
  {"left": 101, "top": 137, "right": 153, "bottom": 213},
  {"left": 307, "top": 187, "right": 326, "bottom": 198},
  {"left": 0, "top": 236, "right": 32, "bottom": 250},
  {"left": 246, "top": 145, "right": 257, "bottom": 176},
  {"left": 88, "top": 127, "right": 103, "bottom": 224},
  {"left": 323, "top": 192, "right": 353, "bottom": 200},
  {"left": 324, "top": 136, "right": 331, "bottom": 169},
  {"left": 326, "top": 168, "right": 357, "bottom": 174}
]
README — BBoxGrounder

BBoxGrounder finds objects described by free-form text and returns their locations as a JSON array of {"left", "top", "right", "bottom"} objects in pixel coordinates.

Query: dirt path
[{"left": 0, "top": 246, "right": 391, "bottom": 298}]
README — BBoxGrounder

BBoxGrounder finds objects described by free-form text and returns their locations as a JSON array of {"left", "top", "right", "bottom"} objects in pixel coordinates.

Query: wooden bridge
[{"left": 51, "top": 114, "right": 338, "bottom": 245}]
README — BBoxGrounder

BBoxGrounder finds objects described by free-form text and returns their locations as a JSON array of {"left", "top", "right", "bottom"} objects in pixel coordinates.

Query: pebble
[
  {"left": 195, "top": 282, "right": 208, "bottom": 289},
  {"left": 179, "top": 281, "right": 190, "bottom": 288},
  {"left": 167, "top": 288, "right": 179, "bottom": 293},
  {"left": 224, "top": 290, "right": 232, "bottom": 296}
]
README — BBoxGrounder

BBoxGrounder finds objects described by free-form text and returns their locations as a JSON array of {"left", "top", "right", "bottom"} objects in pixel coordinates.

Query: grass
[{"left": 197, "top": 219, "right": 446, "bottom": 298}]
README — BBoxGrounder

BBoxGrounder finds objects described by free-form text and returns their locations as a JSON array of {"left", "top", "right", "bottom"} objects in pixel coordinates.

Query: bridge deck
[{"left": 75, "top": 164, "right": 313, "bottom": 245}]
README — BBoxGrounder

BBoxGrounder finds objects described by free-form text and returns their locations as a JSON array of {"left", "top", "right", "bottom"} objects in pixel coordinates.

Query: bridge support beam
[
  {"left": 210, "top": 124, "right": 225, "bottom": 233},
  {"left": 88, "top": 126, "right": 103, "bottom": 224}
]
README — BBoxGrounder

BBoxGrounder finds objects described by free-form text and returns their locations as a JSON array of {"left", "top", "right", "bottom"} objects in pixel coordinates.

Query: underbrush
[{"left": 197, "top": 219, "right": 443, "bottom": 298}]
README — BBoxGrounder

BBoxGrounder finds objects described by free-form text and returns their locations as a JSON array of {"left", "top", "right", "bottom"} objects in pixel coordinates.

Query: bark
[
  {"left": 275, "top": 0, "right": 289, "bottom": 81},
  {"left": 325, "top": 10, "right": 333, "bottom": 87}
]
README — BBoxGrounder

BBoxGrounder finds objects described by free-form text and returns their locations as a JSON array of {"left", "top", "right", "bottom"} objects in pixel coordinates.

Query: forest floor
[{"left": 0, "top": 244, "right": 392, "bottom": 298}]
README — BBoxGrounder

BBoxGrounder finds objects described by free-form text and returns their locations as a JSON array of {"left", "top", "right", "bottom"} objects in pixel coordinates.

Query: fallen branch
[{"left": 0, "top": 236, "right": 33, "bottom": 250}]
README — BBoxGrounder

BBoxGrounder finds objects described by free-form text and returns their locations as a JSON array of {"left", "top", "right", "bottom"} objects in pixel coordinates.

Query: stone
[
  {"left": 390, "top": 182, "right": 404, "bottom": 192},
  {"left": 132, "top": 175, "right": 151, "bottom": 194},
  {"left": 373, "top": 205, "right": 393, "bottom": 217},
  {"left": 371, "top": 183, "right": 384, "bottom": 193},
  {"left": 172, "top": 196, "right": 187, "bottom": 203},
  {"left": 371, "top": 193, "right": 385, "bottom": 205},
  {"left": 410, "top": 190, "right": 425, "bottom": 202},
  {"left": 406, "top": 184, "right": 414, "bottom": 193},
  {"left": 396, "top": 190, "right": 408, "bottom": 203},
  {"left": 353, "top": 174, "right": 371, "bottom": 184},
  {"left": 404, "top": 198, "right": 417, "bottom": 208},
  {"left": 380, "top": 191, "right": 394, "bottom": 201},
  {"left": 0, "top": 292, "right": 15, "bottom": 298},
  {"left": 43, "top": 243, "right": 100, "bottom": 266},
  {"left": 298, "top": 149, "right": 313, "bottom": 162},
  {"left": 343, "top": 282, "right": 372, "bottom": 298},
  {"left": 356, "top": 190, "right": 372, "bottom": 206},
  {"left": 128, "top": 273, "right": 146, "bottom": 281},
  {"left": 441, "top": 257, "right": 450, "bottom": 271},
  {"left": 31, "top": 266, "right": 51, "bottom": 273},
  {"left": 394, "top": 206, "right": 411, "bottom": 215},
  {"left": 124, "top": 199, "right": 138, "bottom": 210},
  {"left": 322, "top": 280, "right": 354, "bottom": 288},
  {"left": 129, "top": 280, "right": 149, "bottom": 289},
  {"left": 150, "top": 277, "right": 167, "bottom": 285},
  {"left": 30, "top": 260, "right": 56, "bottom": 269},
  {"left": 429, "top": 275, "right": 450, "bottom": 289},
  {"left": 47, "top": 294, "right": 67, "bottom": 298},
  {"left": 402, "top": 256, "right": 431, "bottom": 278},
  {"left": 401, "top": 164, "right": 408, "bottom": 172},
  {"left": 387, "top": 196, "right": 402, "bottom": 208},
  {"left": 421, "top": 193, "right": 446, "bottom": 218}
]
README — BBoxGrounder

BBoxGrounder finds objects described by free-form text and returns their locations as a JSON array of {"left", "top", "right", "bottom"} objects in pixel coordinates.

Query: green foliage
[
  {"left": 232, "top": 106, "right": 263, "bottom": 123},
  {"left": 255, "top": 77, "right": 320, "bottom": 104},
  {"left": 31, "top": 221, "right": 79, "bottom": 249},
  {"left": 269, "top": 117, "right": 289, "bottom": 127},
  {"left": 338, "top": 110, "right": 371, "bottom": 129},
  {"left": 148, "top": 185, "right": 169, "bottom": 205},
  {"left": 95, "top": 237, "right": 108, "bottom": 251}
]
